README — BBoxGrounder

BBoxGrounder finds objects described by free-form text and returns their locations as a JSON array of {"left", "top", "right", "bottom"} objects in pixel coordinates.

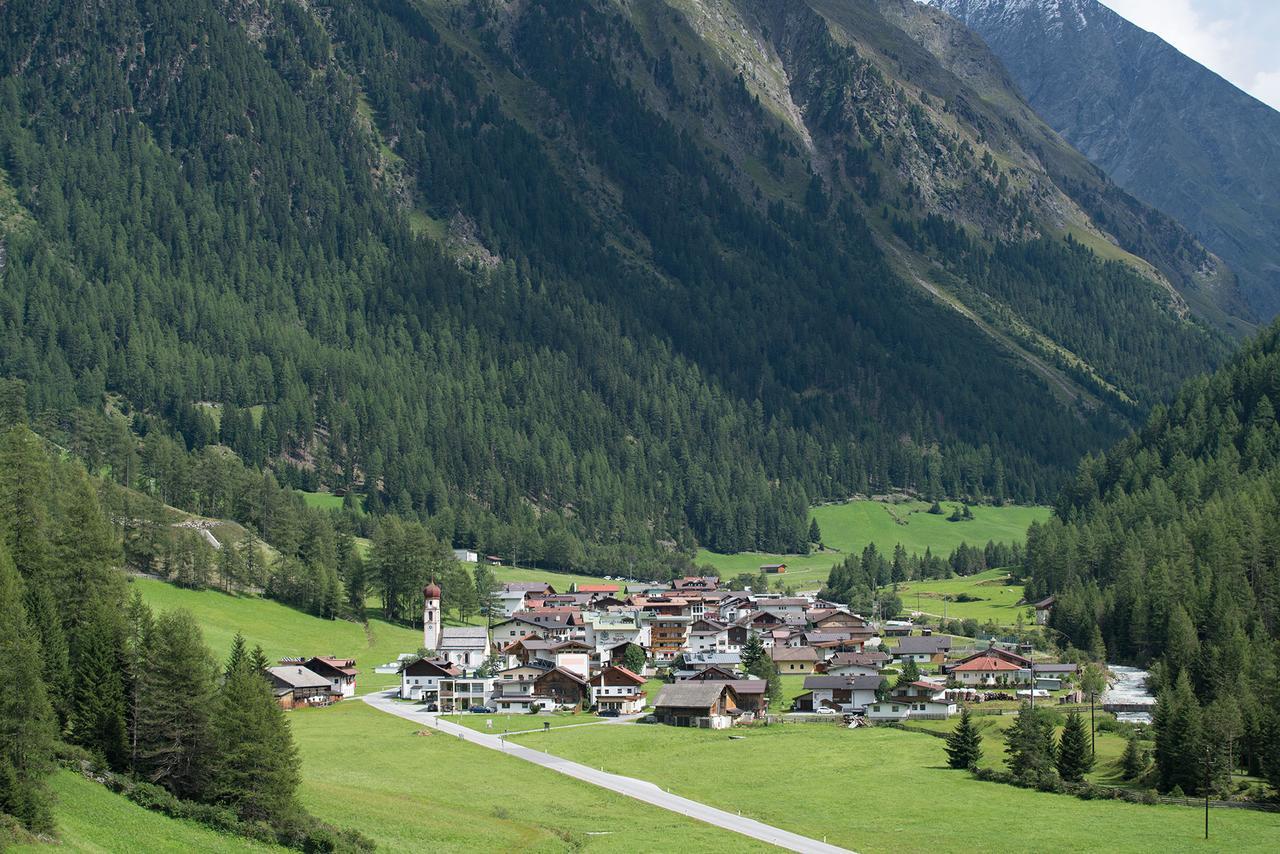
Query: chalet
[
  {"left": 652, "top": 682, "right": 740, "bottom": 728},
  {"left": 680, "top": 664, "right": 740, "bottom": 682},
  {"left": 534, "top": 667, "right": 591, "bottom": 709},
  {"left": 801, "top": 628, "right": 872, "bottom": 652},
  {"left": 771, "top": 646, "right": 820, "bottom": 674},
  {"left": 821, "top": 651, "right": 891, "bottom": 677},
  {"left": 678, "top": 652, "right": 742, "bottom": 673},
  {"left": 582, "top": 613, "right": 649, "bottom": 660},
  {"left": 647, "top": 614, "right": 692, "bottom": 662},
  {"left": 266, "top": 666, "right": 333, "bottom": 709},
  {"left": 881, "top": 621, "right": 917, "bottom": 637},
  {"left": 299, "top": 656, "right": 358, "bottom": 698},
  {"left": 491, "top": 609, "right": 584, "bottom": 644},
  {"left": 438, "top": 627, "right": 492, "bottom": 670},
  {"left": 737, "top": 610, "right": 786, "bottom": 634},
  {"left": 399, "top": 657, "right": 462, "bottom": 702},
  {"left": 795, "top": 674, "right": 885, "bottom": 712},
  {"left": 1032, "top": 595, "right": 1055, "bottom": 626},
  {"left": 687, "top": 618, "right": 730, "bottom": 654},
  {"left": 944, "top": 645, "right": 1032, "bottom": 674},
  {"left": 542, "top": 593, "right": 596, "bottom": 609},
  {"left": 591, "top": 665, "right": 647, "bottom": 714},
  {"left": 949, "top": 656, "right": 1024, "bottom": 686},
  {"left": 760, "top": 564, "right": 787, "bottom": 574},
  {"left": 891, "top": 636, "right": 952, "bottom": 665},
  {"left": 701, "top": 679, "right": 767, "bottom": 717},
  {"left": 717, "top": 596, "right": 752, "bottom": 623}
]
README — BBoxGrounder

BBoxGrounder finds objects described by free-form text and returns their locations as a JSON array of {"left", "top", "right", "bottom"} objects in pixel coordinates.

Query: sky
[{"left": 1100, "top": 0, "right": 1280, "bottom": 110}]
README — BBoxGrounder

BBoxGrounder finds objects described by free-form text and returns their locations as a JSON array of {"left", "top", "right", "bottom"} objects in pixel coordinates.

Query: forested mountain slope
[
  {"left": 0, "top": 0, "right": 1231, "bottom": 571},
  {"left": 932, "top": 0, "right": 1280, "bottom": 318},
  {"left": 1022, "top": 322, "right": 1280, "bottom": 790}
]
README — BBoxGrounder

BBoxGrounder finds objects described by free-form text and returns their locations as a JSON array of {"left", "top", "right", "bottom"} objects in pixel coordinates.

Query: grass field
[
  {"left": 133, "top": 578, "right": 423, "bottom": 693},
  {"left": 440, "top": 711, "right": 615, "bottom": 734},
  {"left": 489, "top": 563, "right": 616, "bottom": 592},
  {"left": 13, "top": 771, "right": 276, "bottom": 853},
  {"left": 507, "top": 723, "right": 1280, "bottom": 853},
  {"left": 290, "top": 701, "right": 769, "bottom": 852},
  {"left": 890, "top": 567, "right": 1033, "bottom": 625},
  {"left": 297, "top": 490, "right": 363, "bottom": 513},
  {"left": 697, "top": 500, "right": 1051, "bottom": 588}
]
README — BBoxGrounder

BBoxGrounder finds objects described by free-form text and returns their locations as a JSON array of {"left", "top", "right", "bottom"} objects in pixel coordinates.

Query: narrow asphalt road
[{"left": 362, "top": 691, "right": 854, "bottom": 854}]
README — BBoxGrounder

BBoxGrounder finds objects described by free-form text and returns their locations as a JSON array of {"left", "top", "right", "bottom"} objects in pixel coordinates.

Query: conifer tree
[
  {"left": 1056, "top": 711, "right": 1094, "bottom": 782},
  {"left": 808, "top": 518, "right": 822, "bottom": 545},
  {"left": 1005, "top": 703, "right": 1056, "bottom": 781},
  {"left": 136, "top": 610, "right": 217, "bottom": 799},
  {"left": 0, "top": 546, "right": 57, "bottom": 833},
  {"left": 741, "top": 631, "right": 766, "bottom": 672},
  {"left": 68, "top": 601, "right": 128, "bottom": 769},
  {"left": 123, "top": 591, "right": 154, "bottom": 773},
  {"left": 898, "top": 657, "right": 921, "bottom": 686},
  {"left": 1154, "top": 670, "right": 1203, "bottom": 794},
  {"left": 946, "top": 707, "right": 983, "bottom": 769},
  {"left": 208, "top": 643, "right": 301, "bottom": 824},
  {"left": 1120, "top": 733, "right": 1146, "bottom": 780}
]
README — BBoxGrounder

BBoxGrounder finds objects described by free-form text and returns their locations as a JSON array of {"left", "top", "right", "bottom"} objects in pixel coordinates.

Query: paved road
[{"left": 362, "top": 691, "right": 854, "bottom": 853}]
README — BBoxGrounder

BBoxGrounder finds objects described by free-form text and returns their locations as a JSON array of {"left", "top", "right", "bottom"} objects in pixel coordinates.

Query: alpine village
[{"left": 2, "top": 0, "right": 1280, "bottom": 852}]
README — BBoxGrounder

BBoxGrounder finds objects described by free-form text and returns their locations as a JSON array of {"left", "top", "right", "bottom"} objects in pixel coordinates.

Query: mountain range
[
  {"left": 931, "top": 0, "right": 1280, "bottom": 318},
  {"left": 0, "top": 0, "right": 1262, "bottom": 570}
]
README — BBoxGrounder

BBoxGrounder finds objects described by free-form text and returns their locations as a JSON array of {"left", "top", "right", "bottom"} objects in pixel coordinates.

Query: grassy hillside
[
  {"left": 132, "top": 578, "right": 423, "bottom": 692},
  {"left": 890, "top": 567, "right": 1030, "bottom": 625},
  {"left": 698, "top": 500, "right": 1050, "bottom": 587},
  {"left": 13, "top": 771, "right": 276, "bottom": 853},
  {"left": 507, "top": 724, "right": 1280, "bottom": 853},
  {"left": 289, "top": 702, "right": 768, "bottom": 852}
]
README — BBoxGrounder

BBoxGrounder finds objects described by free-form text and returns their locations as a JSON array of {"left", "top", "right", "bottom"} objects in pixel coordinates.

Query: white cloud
[{"left": 1099, "top": 0, "right": 1280, "bottom": 110}]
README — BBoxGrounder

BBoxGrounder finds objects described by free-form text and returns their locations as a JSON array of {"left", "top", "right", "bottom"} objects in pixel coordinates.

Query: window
[{"left": 892, "top": 705, "right": 900, "bottom": 712}]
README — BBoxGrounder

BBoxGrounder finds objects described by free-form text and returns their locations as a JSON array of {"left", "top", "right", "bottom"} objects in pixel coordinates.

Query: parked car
[
  {"left": 815, "top": 706, "right": 837, "bottom": 715},
  {"left": 468, "top": 705, "right": 496, "bottom": 714},
  {"left": 424, "top": 702, "right": 439, "bottom": 712},
  {"left": 597, "top": 709, "right": 621, "bottom": 718}
]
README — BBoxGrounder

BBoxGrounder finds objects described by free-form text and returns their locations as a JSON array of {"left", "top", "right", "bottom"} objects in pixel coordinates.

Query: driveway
[{"left": 362, "top": 691, "right": 853, "bottom": 854}]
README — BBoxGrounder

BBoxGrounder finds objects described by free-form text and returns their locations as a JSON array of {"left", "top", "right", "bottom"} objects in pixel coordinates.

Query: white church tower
[{"left": 423, "top": 581, "right": 442, "bottom": 650}]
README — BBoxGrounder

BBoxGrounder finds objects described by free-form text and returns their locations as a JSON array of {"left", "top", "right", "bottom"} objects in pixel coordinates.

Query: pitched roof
[
  {"left": 952, "top": 656, "right": 1021, "bottom": 672},
  {"left": 654, "top": 682, "right": 736, "bottom": 709},
  {"left": 598, "top": 665, "right": 646, "bottom": 685},
  {"left": 503, "top": 581, "right": 555, "bottom": 593},
  {"left": 804, "top": 674, "right": 885, "bottom": 691},
  {"left": 307, "top": 656, "right": 359, "bottom": 677},
  {"left": 893, "top": 636, "right": 953, "bottom": 655},
  {"left": 266, "top": 666, "right": 332, "bottom": 690},
  {"left": 771, "top": 646, "right": 820, "bottom": 662},
  {"left": 701, "top": 678, "right": 765, "bottom": 695},
  {"left": 827, "top": 651, "right": 890, "bottom": 667}
]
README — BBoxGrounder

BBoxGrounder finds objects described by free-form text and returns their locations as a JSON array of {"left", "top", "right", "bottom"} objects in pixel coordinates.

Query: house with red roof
[{"left": 950, "top": 655, "right": 1025, "bottom": 686}]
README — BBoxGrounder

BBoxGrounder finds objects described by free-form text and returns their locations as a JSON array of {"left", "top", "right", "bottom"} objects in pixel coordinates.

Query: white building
[{"left": 438, "top": 627, "right": 492, "bottom": 670}]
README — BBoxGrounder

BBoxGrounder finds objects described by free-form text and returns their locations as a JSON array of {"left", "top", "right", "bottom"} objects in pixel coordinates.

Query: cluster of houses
[
  {"left": 265, "top": 656, "right": 359, "bottom": 709},
  {"left": 392, "top": 574, "right": 1080, "bottom": 729}
]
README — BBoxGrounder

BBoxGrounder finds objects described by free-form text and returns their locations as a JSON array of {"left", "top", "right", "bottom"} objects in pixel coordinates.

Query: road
[{"left": 361, "top": 691, "right": 854, "bottom": 854}]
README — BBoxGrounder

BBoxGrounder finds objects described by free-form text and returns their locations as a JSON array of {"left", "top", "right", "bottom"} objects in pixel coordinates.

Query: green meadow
[
  {"left": 14, "top": 771, "right": 277, "bottom": 853},
  {"left": 507, "top": 723, "right": 1280, "bottom": 853},
  {"left": 290, "top": 702, "right": 769, "bottom": 852},
  {"left": 133, "top": 578, "right": 423, "bottom": 692},
  {"left": 891, "top": 567, "right": 1033, "bottom": 625},
  {"left": 698, "top": 499, "right": 1052, "bottom": 588}
]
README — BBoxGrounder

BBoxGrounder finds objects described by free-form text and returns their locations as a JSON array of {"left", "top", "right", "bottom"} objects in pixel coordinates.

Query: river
[{"left": 1103, "top": 665, "right": 1155, "bottom": 724}]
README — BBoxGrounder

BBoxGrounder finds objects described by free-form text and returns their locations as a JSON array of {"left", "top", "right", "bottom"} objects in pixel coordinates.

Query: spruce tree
[
  {"left": 1120, "top": 733, "right": 1146, "bottom": 780},
  {"left": 68, "top": 601, "right": 128, "bottom": 769},
  {"left": 136, "top": 609, "right": 217, "bottom": 799},
  {"left": 946, "top": 707, "right": 983, "bottom": 769},
  {"left": 808, "top": 518, "right": 822, "bottom": 545},
  {"left": 1056, "top": 711, "right": 1094, "bottom": 782},
  {"left": 123, "top": 591, "right": 155, "bottom": 774},
  {"left": 741, "top": 631, "right": 765, "bottom": 672},
  {"left": 0, "top": 546, "right": 57, "bottom": 833},
  {"left": 209, "top": 644, "right": 301, "bottom": 824},
  {"left": 1154, "top": 670, "right": 1203, "bottom": 794},
  {"left": 898, "top": 657, "right": 921, "bottom": 686},
  {"left": 1005, "top": 703, "right": 1056, "bottom": 781}
]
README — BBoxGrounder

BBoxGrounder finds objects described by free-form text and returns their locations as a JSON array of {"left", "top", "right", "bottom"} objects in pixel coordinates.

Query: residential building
[
  {"left": 399, "top": 657, "right": 463, "bottom": 702},
  {"left": 795, "top": 674, "right": 884, "bottom": 712},
  {"left": 771, "top": 646, "right": 820, "bottom": 675},
  {"left": 891, "top": 636, "right": 953, "bottom": 665},
  {"left": 298, "top": 656, "right": 358, "bottom": 698},
  {"left": 647, "top": 614, "right": 692, "bottom": 663},
  {"left": 865, "top": 695, "right": 957, "bottom": 721},
  {"left": 590, "top": 665, "right": 647, "bottom": 714},
  {"left": 950, "top": 656, "right": 1025, "bottom": 686},
  {"left": 453, "top": 548, "right": 479, "bottom": 563},
  {"left": 266, "top": 665, "right": 334, "bottom": 709},
  {"left": 652, "top": 682, "right": 740, "bottom": 728}
]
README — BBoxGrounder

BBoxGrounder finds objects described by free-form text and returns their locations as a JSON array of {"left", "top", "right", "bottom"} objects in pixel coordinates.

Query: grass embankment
[
  {"left": 507, "top": 723, "right": 1280, "bottom": 853},
  {"left": 697, "top": 499, "right": 1051, "bottom": 588},
  {"left": 13, "top": 771, "right": 277, "bottom": 853},
  {"left": 133, "top": 578, "right": 423, "bottom": 693},
  {"left": 290, "top": 702, "right": 770, "bottom": 852}
]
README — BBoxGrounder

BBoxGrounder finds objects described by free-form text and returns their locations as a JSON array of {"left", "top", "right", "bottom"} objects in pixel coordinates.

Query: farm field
[
  {"left": 889, "top": 567, "right": 1032, "bottom": 625},
  {"left": 697, "top": 500, "right": 1051, "bottom": 588},
  {"left": 13, "top": 771, "right": 276, "bottom": 853},
  {"left": 507, "top": 723, "right": 1280, "bottom": 853},
  {"left": 290, "top": 701, "right": 770, "bottom": 852},
  {"left": 133, "top": 578, "right": 423, "bottom": 693}
]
